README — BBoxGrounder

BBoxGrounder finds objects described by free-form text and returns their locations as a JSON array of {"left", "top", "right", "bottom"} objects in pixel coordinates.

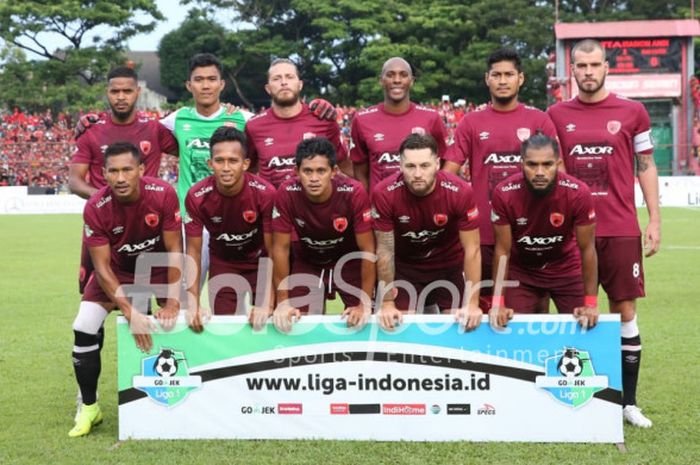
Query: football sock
[
  {"left": 621, "top": 315, "right": 641, "bottom": 406},
  {"left": 72, "top": 330, "right": 101, "bottom": 405}
]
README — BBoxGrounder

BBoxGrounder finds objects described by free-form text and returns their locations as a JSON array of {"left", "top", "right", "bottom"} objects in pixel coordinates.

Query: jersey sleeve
[
  {"left": 349, "top": 118, "right": 369, "bottom": 164},
  {"left": 327, "top": 121, "right": 347, "bottom": 162},
  {"left": 371, "top": 187, "right": 394, "bottom": 232},
  {"left": 184, "top": 190, "right": 204, "bottom": 237},
  {"left": 432, "top": 114, "right": 449, "bottom": 158},
  {"left": 271, "top": 189, "right": 294, "bottom": 233},
  {"left": 159, "top": 110, "right": 178, "bottom": 133},
  {"left": 162, "top": 186, "right": 182, "bottom": 231},
  {"left": 260, "top": 184, "right": 276, "bottom": 233},
  {"left": 572, "top": 184, "right": 596, "bottom": 227},
  {"left": 490, "top": 188, "right": 510, "bottom": 226},
  {"left": 157, "top": 120, "right": 179, "bottom": 154},
  {"left": 71, "top": 134, "right": 94, "bottom": 165},
  {"left": 633, "top": 105, "right": 654, "bottom": 154},
  {"left": 443, "top": 118, "right": 471, "bottom": 165},
  {"left": 82, "top": 203, "right": 110, "bottom": 247},
  {"left": 457, "top": 185, "right": 480, "bottom": 231},
  {"left": 540, "top": 113, "right": 559, "bottom": 139},
  {"left": 351, "top": 186, "right": 372, "bottom": 234}
]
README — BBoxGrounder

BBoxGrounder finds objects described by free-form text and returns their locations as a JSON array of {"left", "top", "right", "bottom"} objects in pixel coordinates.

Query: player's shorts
[
  {"left": 596, "top": 236, "right": 645, "bottom": 301},
  {"left": 479, "top": 244, "right": 494, "bottom": 311},
  {"left": 78, "top": 236, "right": 94, "bottom": 294},
  {"left": 207, "top": 259, "right": 261, "bottom": 315},
  {"left": 286, "top": 258, "right": 362, "bottom": 314},
  {"left": 82, "top": 268, "right": 168, "bottom": 310},
  {"left": 394, "top": 264, "right": 464, "bottom": 312},
  {"left": 505, "top": 267, "right": 583, "bottom": 314}
]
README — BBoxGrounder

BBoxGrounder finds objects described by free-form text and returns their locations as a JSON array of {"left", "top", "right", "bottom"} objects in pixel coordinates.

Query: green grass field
[{"left": 1, "top": 208, "right": 699, "bottom": 465}]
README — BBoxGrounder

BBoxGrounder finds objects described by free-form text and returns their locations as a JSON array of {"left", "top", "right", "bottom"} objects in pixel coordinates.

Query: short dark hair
[
  {"left": 209, "top": 126, "right": 248, "bottom": 158},
  {"left": 104, "top": 141, "right": 141, "bottom": 166},
  {"left": 571, "top": 39, "right": 606, "bottom": 61},
  {"left": 487, "top": 48, "right": 522, "bottom": 73},
  {"left": 399, "top": 133, "right": 438, "bottom": 157},
  {"left": 189, "top": 53, "right": 223, "bottom": 78},
  {"left": 107, "top": 66, "right": 138, "bottom": 82},
  {"left": 520, "top": 132, "right": 560, "bottom": 159},
  {"left": 295, "top": 137, "right": 336, "bottom": 168}
]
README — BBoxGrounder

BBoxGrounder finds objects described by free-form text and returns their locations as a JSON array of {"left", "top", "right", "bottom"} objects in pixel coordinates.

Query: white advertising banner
[
  {"left": 635, "top": 176, "right": 700, "bottom": 207},
  {"left": 117, "top": 315, "right": 623, "bottom": 443},
  {"left": 0, "top": 187, "right": 86, "bottom": 214}
]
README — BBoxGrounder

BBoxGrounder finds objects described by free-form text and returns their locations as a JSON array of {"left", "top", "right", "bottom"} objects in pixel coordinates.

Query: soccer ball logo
[
  {"left": 153, "top": 349, "right": 180, "bottom": 377},
  {"left": 557, "top": 348, "right": 587, "bottom": 377}
]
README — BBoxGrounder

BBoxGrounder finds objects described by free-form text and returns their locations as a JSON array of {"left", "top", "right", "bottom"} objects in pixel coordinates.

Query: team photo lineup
[{"left": 66, "top": 38, "right": 660, "bottom": 438}]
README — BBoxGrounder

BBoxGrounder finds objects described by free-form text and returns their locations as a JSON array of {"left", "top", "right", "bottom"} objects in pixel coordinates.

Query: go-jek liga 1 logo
[
  {"left": 535, "top": 347, "right": 608, "bottom": 409},
  {"left": 133, "top": 348, "right": 202, "bottom": 407}
]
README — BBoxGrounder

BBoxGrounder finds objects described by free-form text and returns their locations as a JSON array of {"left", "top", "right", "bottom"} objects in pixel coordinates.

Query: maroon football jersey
[
  {"left": 350, "top": 103, "right": 448, "bottom": 188},
  {"left": 444, "top": 103, "right": 557, "bottom": 245},
  {"left": 184, "top": 173, "right": 275, "bottom": 270},
  {"left": 72, "top": 114, "right": 178, "bottom": 189},
  {"left": 491, "top": 172, "right": 596, "bottom": 279},
  {"left": 83, "top": 177, "right": 181, "bottom": 273},
  {"left": 372, "top": 171, "right": 479, "bottom": 270},
  {"left": 547, "top": 93, "right": 653, "bottom": 237},
  {"left": 245, "top": 104, "right": 347, "bottom": 188},
  {"left": 272, "top": 176, "right": 372, "bottom": 266}
]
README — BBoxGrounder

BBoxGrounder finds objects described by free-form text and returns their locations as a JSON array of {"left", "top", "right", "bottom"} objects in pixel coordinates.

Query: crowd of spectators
[{"left": 0, "top": 100, "right": 476, "bottom": 193}]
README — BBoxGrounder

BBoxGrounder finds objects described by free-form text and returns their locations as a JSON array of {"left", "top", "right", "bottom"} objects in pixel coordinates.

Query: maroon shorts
[
  {"left": 596, "top": 236, "right": 645, "bottom": 301},
  {"left": 82, "top": 269, "right": 168, "bottom": 310},
  {"left": 207, "top": 264, "right": 260, "bottom": 315},
  {"left": 78, "top": 237, "right": 94, "bottom": 294},
  {"left": 286, "top": 259, "right": 362, "bottom": 314},
  {"left": 505, "top": 267, "right": 583, "bottom": 314},
  {"left": 394, "top": 264, "right": 464, "bottom": 312}
]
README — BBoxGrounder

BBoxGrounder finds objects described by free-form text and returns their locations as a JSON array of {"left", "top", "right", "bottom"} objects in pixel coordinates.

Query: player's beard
[
  {"left": 525, "top": 173, "right": 557, "bottom": 197},
  {"left": 577, "top": 74, "right": 606, "bottom": 96},
  {"left": 272, "top": 90, "right": 300, "bottom": 108},
  {"left": 110, "top": 102, "right": 135, "bottom": 123},
  {"left": 492, "top": 93, "right": 517, "bottom": 107}
]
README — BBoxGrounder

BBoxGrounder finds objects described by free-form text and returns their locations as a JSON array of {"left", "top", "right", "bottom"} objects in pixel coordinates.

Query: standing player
[
  {"left": 69, "top": 142, "right": 182, "bottom": 437},
  {"left": 271, "top": 137, "right": 375, "bottom": 332},
  {"left": 547, "top": 39, "right": 660, "bottom": 427},
  {"left": 245, "top": 58, "right": 351, "bottom": 188},
  {"left": 372, "top": 134, "right": 481, "bottom": 331},
  {"left": 70, "top": 66, "right": 178, "bottom": 293},
  {"left": 489, "top": 134, "right": 599, "bottom": 328},
  {"left": 351, "top": 57, "right": 448, "bottom": 191},
  {"left": 442, "top": 49, "right": 557, "bottom": 310},
  {"left": 184, "top": 126, "right": 275, "bottom": 329}
]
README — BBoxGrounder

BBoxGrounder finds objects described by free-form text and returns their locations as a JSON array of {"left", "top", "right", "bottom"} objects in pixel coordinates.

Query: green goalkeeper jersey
[{"left": 161, "top": 106, "right": 252, "bottom": 211}]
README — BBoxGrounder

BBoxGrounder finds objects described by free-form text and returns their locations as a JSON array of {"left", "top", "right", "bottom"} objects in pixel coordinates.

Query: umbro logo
[
  {"left": 264, "top": 137, "right": 274, "bottom": 146},
  {"left": 183, "top": 123, "right": 192, "bottom": 131},
  {"left": 565, "top": 123, "right": 576, "bottom": 132},
  {"left": 211, "top": 216, "right": 222, "bottom": 223},
  {"left": 295, "top": 218, "right": 306, "bottom": 228},
  {"left": 374, "top": 133, "right": 385, "bottom": 141},
  {"left": 516, "top": 217, "right": 528, "bottom": 226},
  {"left": 479, "top": 131, "right": 490, "bottom": 140},
  {"left": 398, "top": 215, "right": 410, "bottom": 223},
  {"left": 112, "top": 226, "right": 124, "bottom": 235}
]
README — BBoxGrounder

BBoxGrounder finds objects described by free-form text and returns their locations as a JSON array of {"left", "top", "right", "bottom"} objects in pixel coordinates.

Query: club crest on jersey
[
  {"left": 243, "top": 210, "right": 257, "bottom": 223},
  {"left": 411, "top": 127, "right": 426, "bottom": 136},
  {"left": 433, "top": 213, "right": 448, "bottom": 226},
  {"left": 607, "top": 120, "right": 621, "bottom": 135},
  {"left": 550, "top": 212, "right": 564, "bottom": 227},
  {"left": 333, "top": 217, "right": 348, "bottom": 233},
  {"left": 139, "top": 140, "right": 152, "bottom": 155},
  {"left": 145, "top": 213, "right": 159, "bottom": 228},
  {"left": 516, "top": 128, "right": 531, "bottom": 142}
]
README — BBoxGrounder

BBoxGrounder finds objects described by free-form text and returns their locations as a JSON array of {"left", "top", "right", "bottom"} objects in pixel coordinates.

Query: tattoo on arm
[
  {"left": 375, "top": 231, "right": 395, "bottom": 300},
  {"left": 636, "top": 153, "right": 655, "bottom": 174}
]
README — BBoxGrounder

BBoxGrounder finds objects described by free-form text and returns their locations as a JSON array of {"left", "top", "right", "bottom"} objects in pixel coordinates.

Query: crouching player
[
  {"left": 184, "top": 126, "right": 275, "bottom": 330},
  {"left": 490, "top": 134, "right": 599, "bottom": 328},
  {"left": 70, "top": 142, "right": 183, "bottom": 437},
  {"left": 271, "top": 137, "right": 375, "bottom": 332},
  {"left": 372, "top": 134, "right": 482, "bottom": 331}
]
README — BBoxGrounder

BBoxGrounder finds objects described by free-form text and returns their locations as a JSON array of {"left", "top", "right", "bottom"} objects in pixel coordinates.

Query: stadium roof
[{"left": 555, "top": 19, "right": 700, "bottom": 39}]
